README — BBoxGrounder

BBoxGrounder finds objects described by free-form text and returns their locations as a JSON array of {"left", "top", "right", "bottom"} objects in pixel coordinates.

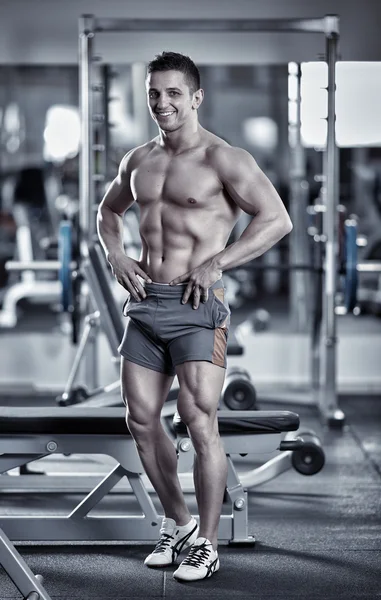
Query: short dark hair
[{"left": 147, "top": 51, "right": 201, "bottom": 94}]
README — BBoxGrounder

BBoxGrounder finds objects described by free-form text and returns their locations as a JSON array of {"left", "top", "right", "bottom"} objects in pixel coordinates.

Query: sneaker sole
[
  {"left": 146, "top": 562, "right": 173, "bottom": 569},
  {"left": 173, "top": 558, "right": 220, "bottom": 582}
]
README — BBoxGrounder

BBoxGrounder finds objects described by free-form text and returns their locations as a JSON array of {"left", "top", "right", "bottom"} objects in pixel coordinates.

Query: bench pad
[
  {"left": 173, "top": 410, "right": 299, "bottom": 435},
  {"left": 0, "top": 407, "right": 299, "bottom": 436}
]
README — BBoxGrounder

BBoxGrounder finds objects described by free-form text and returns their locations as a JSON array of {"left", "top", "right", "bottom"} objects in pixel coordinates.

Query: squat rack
[{"left": 78, "top": 15, "right": 343, "bottom": 427}]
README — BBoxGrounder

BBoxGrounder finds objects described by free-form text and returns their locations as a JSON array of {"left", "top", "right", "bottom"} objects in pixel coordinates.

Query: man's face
[{"left": 146, "top": 70, "right": 201, "bottom": 131}]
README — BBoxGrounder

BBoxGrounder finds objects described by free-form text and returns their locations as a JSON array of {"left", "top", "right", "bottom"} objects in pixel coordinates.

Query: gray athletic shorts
[{"left": 118, "top": 279, "right": 231, "bottom": 376}]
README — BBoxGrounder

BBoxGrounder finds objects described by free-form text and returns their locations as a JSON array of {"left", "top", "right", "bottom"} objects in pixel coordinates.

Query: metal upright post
[
  {"left": 289, "top": 63, "right": 309, "bottom": 332},
  {"left": 79, "top": 15, "right": 95, "bottom": 246},
  {"left": 320, "top": 17, "right": 345, "bottom": 427},
  {"left": 102, "top": 64, "right": 110, "bottom": 181},
  {"left": 79, "top": 15, "right": 98, "bottom": 390}
]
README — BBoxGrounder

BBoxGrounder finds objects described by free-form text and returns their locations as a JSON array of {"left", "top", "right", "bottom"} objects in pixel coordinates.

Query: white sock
[{"left": 177, "top": 517, "right": 196, "bottom": 530}]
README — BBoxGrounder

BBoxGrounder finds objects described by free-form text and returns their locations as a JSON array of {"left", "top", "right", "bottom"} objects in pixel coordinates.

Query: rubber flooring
[{"left": 0, "top": 396, "right": 380, "bottom": 599}]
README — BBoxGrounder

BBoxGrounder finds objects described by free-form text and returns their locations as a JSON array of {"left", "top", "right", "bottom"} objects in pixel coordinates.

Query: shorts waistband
[{"left": 144, "top": 278, "right": 224, "bottom": 297}]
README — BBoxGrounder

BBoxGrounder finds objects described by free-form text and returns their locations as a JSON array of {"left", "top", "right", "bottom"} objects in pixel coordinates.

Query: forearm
[
  {"left": 97, "top": 206, "right": 125, "bottom": 261},
  {"left": 213, "top": 216, "right": 292, "bottom": 272}
]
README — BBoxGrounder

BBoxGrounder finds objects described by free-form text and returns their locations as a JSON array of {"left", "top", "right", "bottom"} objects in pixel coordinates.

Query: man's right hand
[{"left": 108, "top": 253, "right": 152, "bottom": 301}]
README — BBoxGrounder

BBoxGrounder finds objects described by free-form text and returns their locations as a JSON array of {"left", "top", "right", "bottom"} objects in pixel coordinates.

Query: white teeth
[{"left": 158, "top": 112, "right": 174, "bottom": 116}]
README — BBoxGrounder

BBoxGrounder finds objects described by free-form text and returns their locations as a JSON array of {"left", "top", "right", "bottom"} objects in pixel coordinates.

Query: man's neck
[{"left": 159, "top": 122, "right": 202, "bottom": 154}]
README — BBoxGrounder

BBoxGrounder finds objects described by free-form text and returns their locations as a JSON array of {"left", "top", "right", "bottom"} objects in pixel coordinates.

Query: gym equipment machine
[{"left": 76, "top": 14, "right": 345, "bottom": 429}]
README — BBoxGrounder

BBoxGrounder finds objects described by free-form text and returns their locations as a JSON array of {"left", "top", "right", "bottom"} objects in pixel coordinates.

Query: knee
[
  {"left": 177, "top": 405, "right": 218, "bottom": 453},
  {"left": 126, "top": 410, "right": 160, "bottom": 444}
]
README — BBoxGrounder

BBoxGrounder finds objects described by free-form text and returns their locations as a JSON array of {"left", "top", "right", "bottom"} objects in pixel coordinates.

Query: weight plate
[
  {"left": 338, "top": 207, "right": 347, "bottom": 270},
  {"left": 58, "top": 220, "right": 72, "bottom": 311},
  {"left": 223, "top": 379, "right": 257, "bottom": 410},
  {"left": 71, "top": 272, "right": 82, "bottom": 345},
  {"left": 344, "top": 221, "right": 358, "bottom": 312}
]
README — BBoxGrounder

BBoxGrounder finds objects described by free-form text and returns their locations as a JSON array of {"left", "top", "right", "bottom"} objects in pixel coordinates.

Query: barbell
[{"left": 238, "top": 220, "right": 381, "bottom": 313}]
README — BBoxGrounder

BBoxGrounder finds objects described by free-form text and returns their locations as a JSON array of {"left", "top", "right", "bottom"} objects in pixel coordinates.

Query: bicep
[{"left": 220, "top": 148, "right": 288, "bottom": 221}]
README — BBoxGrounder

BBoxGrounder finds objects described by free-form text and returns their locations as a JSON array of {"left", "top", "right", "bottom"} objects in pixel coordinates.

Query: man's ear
[{"left": 192, "top": 88, "right": 204, "bottom": 110}]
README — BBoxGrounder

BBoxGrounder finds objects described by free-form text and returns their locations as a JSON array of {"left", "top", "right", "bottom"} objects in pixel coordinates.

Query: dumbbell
[{"left": 221, "top": 368, "right": 257, "bottom": 410}]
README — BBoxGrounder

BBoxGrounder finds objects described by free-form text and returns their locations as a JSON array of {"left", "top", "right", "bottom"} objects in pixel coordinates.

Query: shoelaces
[
  {"left": 182, "top": 542, "right": 211, "bottom": 567},
  {"left": 153, "top": 533, "right": 174, "bottom": 553}
]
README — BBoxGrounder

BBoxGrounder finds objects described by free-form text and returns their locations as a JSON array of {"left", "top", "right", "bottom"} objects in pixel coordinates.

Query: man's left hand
[{"left": 169, "top": 260, "right": 222, "bottom": 309}]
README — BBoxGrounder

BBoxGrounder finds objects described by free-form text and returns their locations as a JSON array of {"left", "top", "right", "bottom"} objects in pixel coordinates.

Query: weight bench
[{"left": 0, "top": 406, "right": 324, "bottom": 598}]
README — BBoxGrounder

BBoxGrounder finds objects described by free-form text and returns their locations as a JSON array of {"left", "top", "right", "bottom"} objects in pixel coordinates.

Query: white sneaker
[
  {"left": 173, "top": 537, "right": 220, "bottom": 581},
  {"left": 144, "top": 517, "right": 199, "bottom": 568}
]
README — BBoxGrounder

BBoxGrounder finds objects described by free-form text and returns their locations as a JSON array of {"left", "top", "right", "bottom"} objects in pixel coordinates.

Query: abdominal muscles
[{"left": 138, "top": 201, "right": 233, "bottom": 283}]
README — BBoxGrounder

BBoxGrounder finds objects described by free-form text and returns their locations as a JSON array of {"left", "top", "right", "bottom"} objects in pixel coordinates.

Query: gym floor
[{"left": 0, "top": 394, "right": 380, "bottom": 599}]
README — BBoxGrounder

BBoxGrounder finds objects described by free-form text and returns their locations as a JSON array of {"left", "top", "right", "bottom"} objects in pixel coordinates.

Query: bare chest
[{"left": 131, "top": 156, "right": 222, "bottom": 209}]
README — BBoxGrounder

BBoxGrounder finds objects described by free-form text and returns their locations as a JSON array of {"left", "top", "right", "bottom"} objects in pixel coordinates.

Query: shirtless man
[{"left": 97, "top": 51, "right": 292, "bottom": 582}]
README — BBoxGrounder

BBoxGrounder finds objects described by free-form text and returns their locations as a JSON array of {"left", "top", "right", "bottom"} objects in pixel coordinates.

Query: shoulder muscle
[
  {"left": 210, "top": 146, "right": 260, "bottom": 184},
  {"left": 209, "top": 145, "right": 289, "bottom": 221},
  {"left": 101, "top": 143, "right": 152, "bottom": 215},
  {"left": 118, "top": 143, "right": 152, "bottom": 182}
]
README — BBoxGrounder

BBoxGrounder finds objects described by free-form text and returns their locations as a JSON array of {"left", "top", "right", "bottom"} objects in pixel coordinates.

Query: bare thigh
[
  {"left": 121, "top": 358, "right": 175, "bottom": 423},
  {"left": 176, "top": 361, "right": 226, "bottom": 427}
]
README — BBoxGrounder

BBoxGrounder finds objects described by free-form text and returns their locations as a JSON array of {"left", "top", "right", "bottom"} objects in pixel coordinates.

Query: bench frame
[
  {"left": 0, "top": 416, "right": 297, "bottom": 544},
  {"left": 0, "top": 527, "right": 53, "bottom": 600}
]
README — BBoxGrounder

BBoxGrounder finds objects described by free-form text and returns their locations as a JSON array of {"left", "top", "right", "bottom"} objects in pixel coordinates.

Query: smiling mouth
[{"left": 156, "top": 111, "right": 175, "bottom": 118}]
